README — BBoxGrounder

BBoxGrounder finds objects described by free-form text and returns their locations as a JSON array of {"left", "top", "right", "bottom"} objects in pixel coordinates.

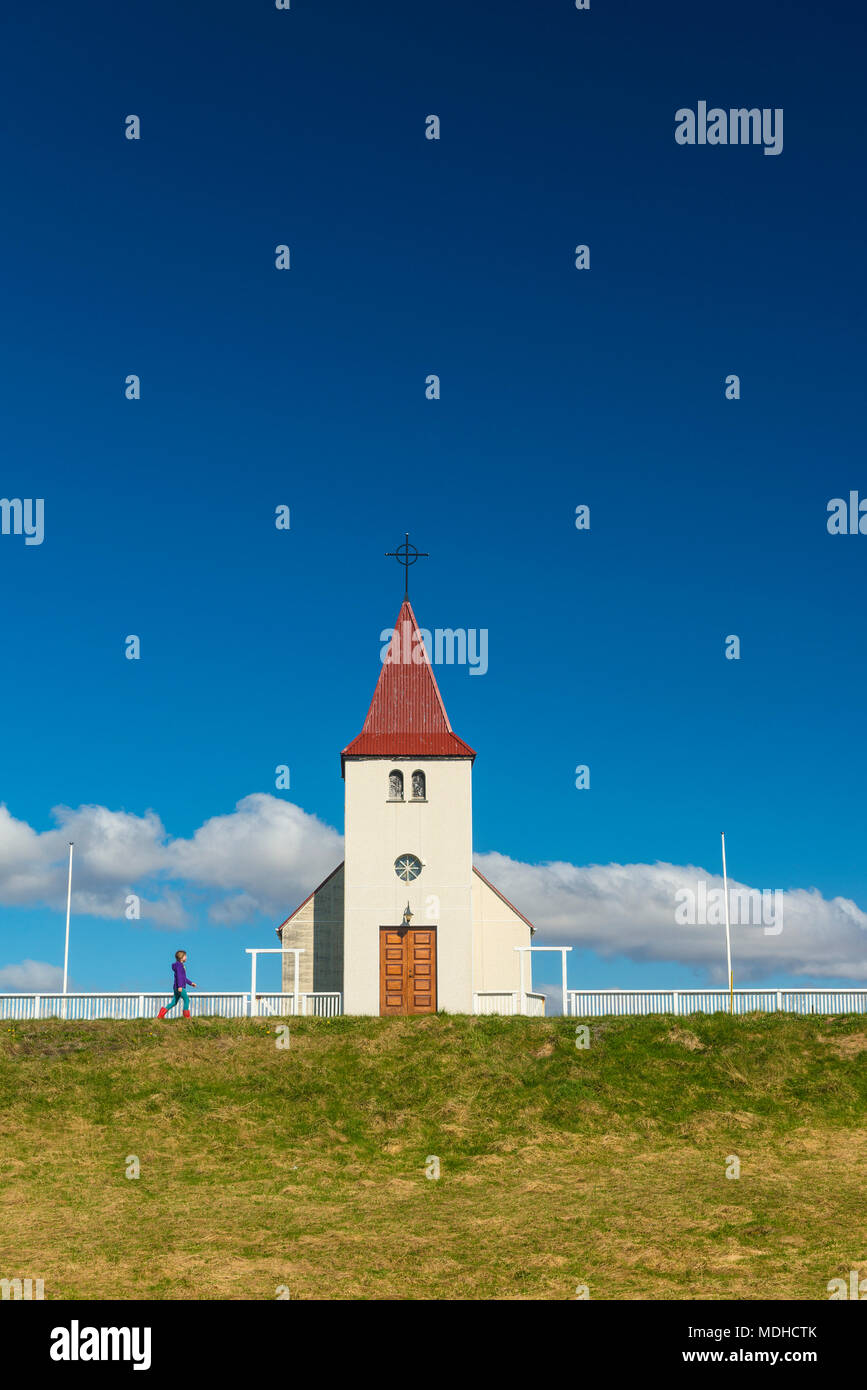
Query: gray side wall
[{"left": 280, "top": 864, "right": 344, "bottom": 995}]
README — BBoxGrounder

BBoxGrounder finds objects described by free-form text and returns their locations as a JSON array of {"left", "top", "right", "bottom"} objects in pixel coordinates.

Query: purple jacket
[{"left": 172, "top": 960, "right": 188, "bottom": 990}]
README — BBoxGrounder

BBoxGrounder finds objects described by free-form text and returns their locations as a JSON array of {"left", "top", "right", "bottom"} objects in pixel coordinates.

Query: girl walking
[{"left": 157, "top": 950, "right": 197, "bottom": 1020}]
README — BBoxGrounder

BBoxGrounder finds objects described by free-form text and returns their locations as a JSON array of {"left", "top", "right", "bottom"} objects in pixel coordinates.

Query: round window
[{"left": 394, "top": 854, "right": 422, "bottom": 882}]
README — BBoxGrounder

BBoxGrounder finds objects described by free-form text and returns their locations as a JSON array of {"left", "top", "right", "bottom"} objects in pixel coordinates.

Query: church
[{"left": 276, "top": 567, "right": 536, "bottom": 1016}]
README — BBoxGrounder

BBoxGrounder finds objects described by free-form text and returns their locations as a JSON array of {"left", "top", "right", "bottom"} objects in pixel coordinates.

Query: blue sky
[{"left": 1, "top": 0, "right": 865, "bottom": 1003}]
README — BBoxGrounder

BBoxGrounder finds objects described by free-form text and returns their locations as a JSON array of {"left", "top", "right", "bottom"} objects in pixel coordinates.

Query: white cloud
[
  {"left": 0, "top": 959, "right": 67, "bottom": 992},
  {"left": 474, "top": 853, "right": 867, "bottom": 983},
  {"left": 0, "top": 795, "right": 342, "bottom": 930},
  {"left": 167, "top": 794, "right": 342, "bottom": 915},
  {"left": 208, "top": 893, "right": 263, "bottom": 927},
  {"left": 0, "top": 802, "right": 168, "bottom": 915}
]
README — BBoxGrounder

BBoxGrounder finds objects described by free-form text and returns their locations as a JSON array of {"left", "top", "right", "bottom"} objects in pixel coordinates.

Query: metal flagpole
[
  {"left": 62, "top": 842, "right": 74, "bottom": 1020},
  {"left": 721, "top": 832, "right": 733, "bottom": 1014},
  {"left": 561, "top": 947, "right": 568, "bottom": 1019}
]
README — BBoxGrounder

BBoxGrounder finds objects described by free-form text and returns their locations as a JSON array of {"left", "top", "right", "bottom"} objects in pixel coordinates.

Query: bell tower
[{"left": 341, "top": 548, "right": 476, "bottom": 1015}]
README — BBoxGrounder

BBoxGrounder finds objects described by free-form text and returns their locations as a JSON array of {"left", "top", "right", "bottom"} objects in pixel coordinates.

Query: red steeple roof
[{"left": 341, "top": 599, "right": 476, "bottom": 771}]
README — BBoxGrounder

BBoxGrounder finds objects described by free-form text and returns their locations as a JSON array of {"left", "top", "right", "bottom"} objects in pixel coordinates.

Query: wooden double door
[{"left": 379, "top": 925, "right": 437, "bottom": 1015}]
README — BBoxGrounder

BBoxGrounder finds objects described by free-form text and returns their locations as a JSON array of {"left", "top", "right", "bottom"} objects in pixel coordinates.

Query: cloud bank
[
  {"left": 0, "top": 959, "right": 67, "bottom": 992},
  {"left": 1, "top": 798, "right": 866, "bottom": 982},
  {"left": 474, "top": 853, "right": 867, "bottom": 983},
  {"left": 0, "top": 795, "right": 343, "bottom": 931}
]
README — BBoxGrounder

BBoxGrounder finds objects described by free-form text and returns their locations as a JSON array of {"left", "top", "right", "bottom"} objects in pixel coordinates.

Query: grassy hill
[{"left": 1, "top": 1011, "right": 866, "bottom": 1300}]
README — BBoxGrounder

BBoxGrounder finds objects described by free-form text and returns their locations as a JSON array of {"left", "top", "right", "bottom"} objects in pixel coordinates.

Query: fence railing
[
  {"left": 565, "top": 988, "right": 867, "bottom": 1017},
  {"left": 252, "top": 992, "right": 343, "bottom": 1018},
  {"left": 4, "top": 990, "right": 539, "bottom": 1020},
  {"left": 10, "top": 987, "right": 860, "bottom": 1021},
  {"left": 473, "top": 991, "right": 547, "bottom": 1017},
  {"left": 0, "top": 992, "right": 343, "bottom": 1021}
]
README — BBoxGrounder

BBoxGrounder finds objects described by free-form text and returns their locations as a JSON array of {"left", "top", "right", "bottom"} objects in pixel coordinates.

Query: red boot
[
  {"left": 157, "top": 1007, "right": 168, "bottom": 1020},
  {"left": 183, "top": 1010, "right": 191, "bottom": 1019}
]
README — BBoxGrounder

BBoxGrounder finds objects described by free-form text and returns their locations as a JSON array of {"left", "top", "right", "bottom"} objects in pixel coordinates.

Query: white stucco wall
[
  {"left": 471, "top": 870, "right": 533, "bottom": 995},
  {"left": 343, "top": 757, "right": 474, "bottom": 1015}
]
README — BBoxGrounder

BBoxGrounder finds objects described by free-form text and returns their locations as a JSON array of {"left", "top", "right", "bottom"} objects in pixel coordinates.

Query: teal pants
[{"left": 165, "top": 988, "right": 189, "bottom": 1013}]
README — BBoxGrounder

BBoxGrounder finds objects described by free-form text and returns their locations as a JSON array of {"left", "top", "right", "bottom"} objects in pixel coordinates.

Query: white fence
[
  {"left": 565, "top": 988, "right": 867, "bottom": 1017},
  {"left": 11, "top": 988, "right": 861, "bottom": 1021},
  {"left": 2, "top": 991, "right": 541, "bottom": 1020},
  {"left": 0, "top": 992, "right": 342, "bottom": 1021},
  {"left": 473, "top": 991, "right": 546, "bottom": 1017}
]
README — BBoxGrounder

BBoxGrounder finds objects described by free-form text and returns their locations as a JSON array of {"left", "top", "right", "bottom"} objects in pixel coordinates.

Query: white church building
[{"left": 276, "top": 590, "right": 538, "bottom": 1016}]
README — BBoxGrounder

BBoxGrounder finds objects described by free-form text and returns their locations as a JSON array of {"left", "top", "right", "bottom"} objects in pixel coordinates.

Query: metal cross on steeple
[{"left": 385, "top": 532, "right": 429, "bottom": 599}]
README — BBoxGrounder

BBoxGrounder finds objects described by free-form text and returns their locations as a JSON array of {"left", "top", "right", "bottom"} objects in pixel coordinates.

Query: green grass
[{"left": 1, "top": 1012, "right": 866, "bottom": 1299}]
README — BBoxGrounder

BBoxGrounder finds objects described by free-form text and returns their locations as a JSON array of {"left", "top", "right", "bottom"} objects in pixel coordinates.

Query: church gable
[
  {"left": 472, "top": 866, "right": 535, "bottom": 996},
  {"left": 278, "top": 863, "right": 344, "bottom": 995},
  {"left": 472, "top": 866, "right": 535, "bottom": 934}
]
